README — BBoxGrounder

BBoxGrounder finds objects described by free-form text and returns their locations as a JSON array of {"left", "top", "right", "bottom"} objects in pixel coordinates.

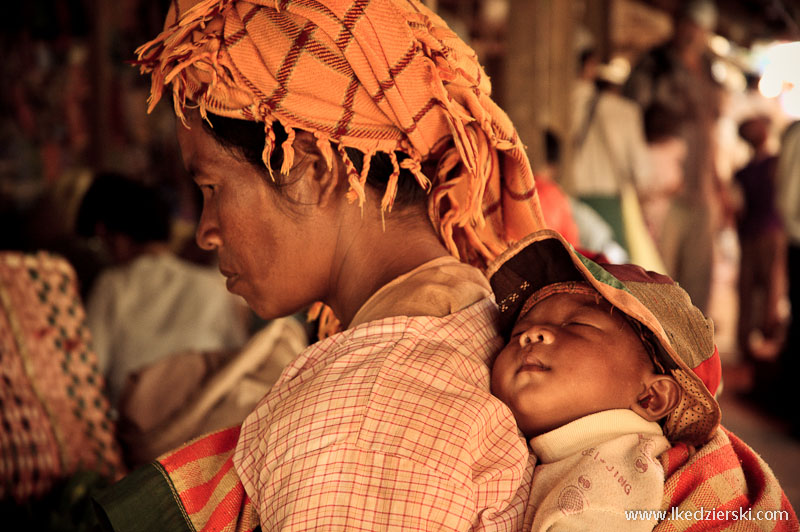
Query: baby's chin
[
  {"left": 515, "top": 413, "right": 562, "bottom": 439},
  {"left": 516, "top": 406, "right": 622, "bottom": 439}
]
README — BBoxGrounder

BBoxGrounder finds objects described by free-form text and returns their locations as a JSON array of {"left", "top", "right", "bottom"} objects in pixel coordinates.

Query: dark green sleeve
[{"left": 92, "top": 462, "right": 194, "bottom": 532}]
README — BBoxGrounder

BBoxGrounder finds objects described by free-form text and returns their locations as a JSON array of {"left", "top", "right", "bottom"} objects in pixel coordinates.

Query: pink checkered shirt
[{"left": 233, "top": 296, "right": 533, "bottom": 530}]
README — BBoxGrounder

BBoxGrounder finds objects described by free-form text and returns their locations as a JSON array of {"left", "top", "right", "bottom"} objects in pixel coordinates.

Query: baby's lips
[{"left": 520, "top": 353, "right": 549, "bottom": 371}]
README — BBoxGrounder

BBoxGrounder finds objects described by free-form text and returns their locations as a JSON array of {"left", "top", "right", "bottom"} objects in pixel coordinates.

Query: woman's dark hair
[{"left": 202, "top": 114, "right": 428, "bottom": 208}]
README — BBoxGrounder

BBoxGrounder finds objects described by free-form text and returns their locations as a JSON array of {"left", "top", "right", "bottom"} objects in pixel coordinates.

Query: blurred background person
[
  {"left": 568, "top": 48, "right": 652, "bottom": 257},
  {"left": 730, "top": 115, "right": 787, "bottom": 366},
  {"left": 640, "top": 103, "right": 687, "bottom": 254},
  {"left": 623, "top": 0, "right": 723, "bottom": 314},
  {"left": 775, "top": 120, "right": 800, "bottom": 436},
  {"left": 534, "top": 129, "right": 580, "bottom": 248},
  {"left": 77, "top": 173, "right": 250, "bottom": 406},
  {"left": 538, "top": 127, "right": 628, "bottom": 263}
]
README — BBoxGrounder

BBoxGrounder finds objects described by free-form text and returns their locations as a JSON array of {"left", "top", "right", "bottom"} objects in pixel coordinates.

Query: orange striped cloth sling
[
  {"left": 654, "top": 428, "right": 798, "bottom": 531},
  {"left": 96, "top": 422, "right": 799, "bottom": 531},
  {"left": 95, "top": 426, "right": 255, "bottom": 532}
]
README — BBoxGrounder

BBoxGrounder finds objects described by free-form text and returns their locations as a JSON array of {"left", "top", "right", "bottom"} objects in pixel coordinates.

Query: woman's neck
[{"left": 325, "top": 206, "right": 451, "bottom": 328}]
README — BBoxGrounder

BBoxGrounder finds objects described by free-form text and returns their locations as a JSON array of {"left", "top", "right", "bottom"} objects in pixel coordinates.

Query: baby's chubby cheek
[{"left": 489, "top": 350, "right": 516, "bottom": 410}]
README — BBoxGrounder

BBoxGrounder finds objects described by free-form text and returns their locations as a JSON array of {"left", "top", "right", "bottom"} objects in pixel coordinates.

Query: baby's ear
[{"left": 631, "top": 375, "right": 682, "bottom": 422}]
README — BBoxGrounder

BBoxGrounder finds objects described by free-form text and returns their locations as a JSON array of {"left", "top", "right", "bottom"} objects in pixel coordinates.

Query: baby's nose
[{"left": 519, "top": 325, "right": 555, "bottom": 346}]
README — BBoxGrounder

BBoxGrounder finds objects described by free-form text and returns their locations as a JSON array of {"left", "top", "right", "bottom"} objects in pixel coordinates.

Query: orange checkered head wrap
[{"left": 135, "top": 0, "right": 544, "bottom": 270}]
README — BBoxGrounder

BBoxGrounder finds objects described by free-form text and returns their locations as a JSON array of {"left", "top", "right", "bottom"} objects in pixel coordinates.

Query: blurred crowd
[
  {"left": 1, "top": 0, "right": 799, "bottom": 528},
  {"left": 541, "top": 4, "right": 800, "bottom": 445}
]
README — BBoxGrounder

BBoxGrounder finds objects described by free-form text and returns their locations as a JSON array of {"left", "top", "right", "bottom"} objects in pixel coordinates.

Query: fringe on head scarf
[{"left": 136, "top": 0, "right": 545, "bottom": 334}]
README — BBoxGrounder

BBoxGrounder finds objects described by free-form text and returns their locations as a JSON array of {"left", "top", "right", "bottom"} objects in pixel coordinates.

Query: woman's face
[{"left": 177, "top": 114, "right": 336, "bottom": 319}]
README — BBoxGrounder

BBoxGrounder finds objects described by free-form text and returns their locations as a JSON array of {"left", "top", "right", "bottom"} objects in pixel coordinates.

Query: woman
[
  {"left": 96, "top": 0, "right": 544, "bottom": 530},
  {"left": 95, "top": 1, "right": 797, "bottom": 531}
]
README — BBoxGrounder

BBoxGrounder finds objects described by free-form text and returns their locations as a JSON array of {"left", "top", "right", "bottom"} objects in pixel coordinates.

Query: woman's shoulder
[
  {"left": 314, "top": 295, "right": 501, "bottom": 360},
  {"left": 280, "top": 296, "right": 502, "bottom": 396},
  {"left": 349, "top": 256, "right": 493, "bottom": 327}
]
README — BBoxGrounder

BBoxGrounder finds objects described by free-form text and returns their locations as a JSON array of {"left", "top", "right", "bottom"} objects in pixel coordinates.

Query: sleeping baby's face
[{"left": 491, "top": 292, "right": 656, "bottom": 438}]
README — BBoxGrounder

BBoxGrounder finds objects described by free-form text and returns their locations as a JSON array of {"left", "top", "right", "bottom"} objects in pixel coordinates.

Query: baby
[{"left": 486, "top": 229, "right": 722, "bottom": 530}]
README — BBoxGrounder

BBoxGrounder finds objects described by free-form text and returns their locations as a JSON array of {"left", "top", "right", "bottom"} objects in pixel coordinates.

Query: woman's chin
[{"left": 248, "top": 298, "right": 298, "bottom": 322}]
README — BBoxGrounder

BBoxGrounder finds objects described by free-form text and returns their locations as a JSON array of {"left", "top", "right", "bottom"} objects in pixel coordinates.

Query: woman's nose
[
  {"left": 195, "top": 206, "right": 222, "bottom": 251},
  {"left": 519, "top": 325, "right": 555, "bottom": 347}
]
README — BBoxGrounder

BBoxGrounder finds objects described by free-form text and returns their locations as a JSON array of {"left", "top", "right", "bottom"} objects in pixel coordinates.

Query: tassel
[
  {"left": 359, "top": 149, "right": 373, "bottom": 196},
  {"left": 306, "top": 301, "right": 324, "bottom": 322},
  {"left": 399, "top": 156, "right": 431, "bottom": 192},
  {"left": 259, "top": 110, "right": 276, "bottom": 180},
  {"left": 134, "top": 0, "right": 237, "bottom": 123},
  {"left": 314, "top": 133, "right": 334, "bottom": 171},
  {"left": 307, "top": 302, "right": 341, "bottom": 339},
  {"left": 280, "top": 126, "right": 296, "bottom": 175},
  {"left": 338, "top": 145, "right": 365, "bottom": 211},
  {"left": 380, "top": 152, "right": 401, "bottom": 216}
]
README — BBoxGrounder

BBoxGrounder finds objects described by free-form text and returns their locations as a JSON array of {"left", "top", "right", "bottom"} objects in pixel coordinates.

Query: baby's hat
[{"left": 486, "top": 229, "right": 721, "bottom": 446}]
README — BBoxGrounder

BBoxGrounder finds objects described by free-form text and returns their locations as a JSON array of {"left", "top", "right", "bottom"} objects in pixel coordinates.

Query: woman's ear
[
  {"left": 631, "top": 375, "right": 682, "bottom": 422},
  {"left": 288, "top": 131, "right": 344, "bottom": 208}
]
